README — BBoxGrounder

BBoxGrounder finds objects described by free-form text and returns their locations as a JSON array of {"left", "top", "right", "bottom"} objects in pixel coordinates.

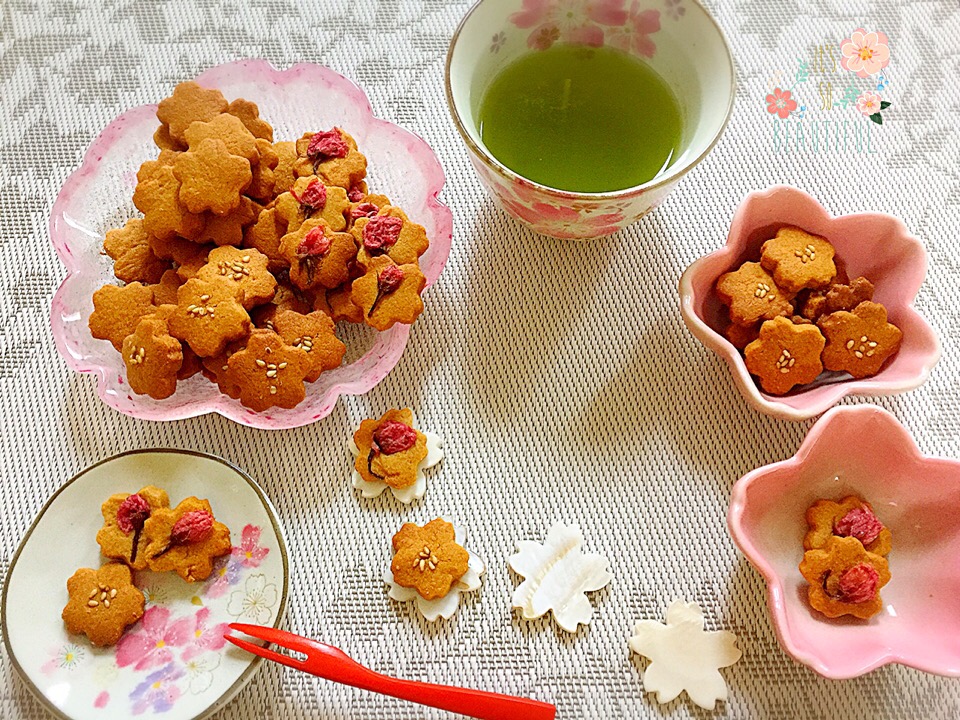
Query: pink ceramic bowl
[
  {"left": 51, "top": 60, "right": 452, "bottom": 429},
  {"left": 679, "top": 186, "right": 940, "bottom": 421},
  {"left": 728, "top": 405, "right": 960, "bottom": 679}
]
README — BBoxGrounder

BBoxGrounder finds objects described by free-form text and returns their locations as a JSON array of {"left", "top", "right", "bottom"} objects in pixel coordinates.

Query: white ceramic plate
[{"left": 2, "top": 450, "right": 288, "bottom": 720}]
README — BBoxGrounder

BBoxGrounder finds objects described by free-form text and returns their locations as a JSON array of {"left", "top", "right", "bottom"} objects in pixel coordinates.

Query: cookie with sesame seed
[
  {"left": 167, "top": 278, "right": 251, "bottom": 358},
  {"left": 760, "top": 227, "right": 837, "bottom": 293},
  {"left": 744, "top": 316, "right": 825, "bottom": 395},
  {"left": 62, "top": 563, "right": 145, "bottom": 647},
  {"left": 122, "top": 316, "right": 184, "bottom": 400},
  {"left": 272, "top": 309, "right": 345, "bottom": 382},
  {"left": 197, "top": 246, "right": 277, "bottom": 310},
  {"left": 716, "top": 261, "right": 795, "bottom": 327},
  {"left": 89, "top": 282, "right": 157, "bottom": 352},
  {"left": 224, "top": 329, "right": 310, "bottom": 411},
  {"left": 818, "top": 301, "right": 902, "bottom": 379}
]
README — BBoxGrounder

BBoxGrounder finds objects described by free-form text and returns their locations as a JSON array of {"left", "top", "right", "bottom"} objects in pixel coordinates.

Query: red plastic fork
[{"left": 226, "top": 624, "right": 556, "bottom": 720}]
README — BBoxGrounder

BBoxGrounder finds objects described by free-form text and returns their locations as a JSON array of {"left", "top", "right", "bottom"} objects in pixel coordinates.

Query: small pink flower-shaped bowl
[
  {"left": 679, "top": 186, "right": 940, "bottom": 421},
  {"left": 50, "top": 60, "right": 452, "bottom": 429},
  {"left": 728, "top": 405, "right": 960, "bottom": 679}
]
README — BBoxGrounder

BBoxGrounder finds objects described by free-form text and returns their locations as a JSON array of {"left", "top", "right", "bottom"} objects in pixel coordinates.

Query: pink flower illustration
[
  {"left": 234, "top": 524, "right": 270, "bottom": 568},
  {"left": 130, "top": 663, "right": 183, "bottom": 715},
  {"left": 116, "top": 606, "right": 191, "bottom": 671},
  {"left": 511, "top": 0, "right": 628, "bottom": 50},
  {"left": 181, "top": 607, "right": 230, "bottom": 661},
  {"left": 765, "top": 88, "right": 797, "bottom": 119},
  {"left": 855, "top": 91, "right": 882, "bottom": 116},
  {"left": 606, "top": 2, "right": 661, "bottom": 57},
  {"left": 840, "top": 29, "right": 890, "bottom": 78}
]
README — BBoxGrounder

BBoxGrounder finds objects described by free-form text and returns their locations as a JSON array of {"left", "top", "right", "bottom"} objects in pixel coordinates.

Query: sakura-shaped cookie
[
  {"left": 384, "top": 518, "right": 484, "bottom": 621},
  {"left": 629, "top": 600, "right": 741, "bottom": 710},
  {"left": 508, "top": 522, "right": 612, "bottom": 632},
  {"left": 348, "top": 408, "right": 443, "bottom": 504}
]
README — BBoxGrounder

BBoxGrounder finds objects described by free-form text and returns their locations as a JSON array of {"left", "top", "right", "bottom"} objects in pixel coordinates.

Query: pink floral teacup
[{"left": 445, "top": 0, "right": 735, "bottom": 239}]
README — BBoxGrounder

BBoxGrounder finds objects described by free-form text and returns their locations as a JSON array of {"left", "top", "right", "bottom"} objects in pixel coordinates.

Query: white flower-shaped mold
[
  {"left": 628, "top": 600, "right": 742, "bottom": 711},
  {"left": 508, "top": 522, "right": 612, "bottom": 633},
  {"left": 383, "top": 522, "right": 484, "bottom": 622},
  {"left": 347, "top": 415, "right": 443, "bottom": 504}
]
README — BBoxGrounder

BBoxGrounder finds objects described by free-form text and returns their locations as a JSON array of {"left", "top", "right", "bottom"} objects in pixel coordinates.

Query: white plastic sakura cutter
[
  {"left": 384, "top": 520, "right": 484, "bottom": 622},
  {"left": 508, "top": 522, "right": 612, "bottom": 632},
  {"left": 347, "top": 415, "right": 443, "bottom": 504},
  {"left": 628, "top": 599, "right": 742, "bottom": 710}
]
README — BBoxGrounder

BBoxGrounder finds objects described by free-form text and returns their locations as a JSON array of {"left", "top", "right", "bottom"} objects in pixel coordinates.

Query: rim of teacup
[{"left": 444, "top": 0, "right": 737, "bottom": 201}]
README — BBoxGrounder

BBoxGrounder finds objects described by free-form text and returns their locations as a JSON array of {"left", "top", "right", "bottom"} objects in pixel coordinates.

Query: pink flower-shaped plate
[
  {"left": 51, "top": 60, "right": 453, "bottom": 429},
  {"left": 728, "top": 405, "right": 960, "bottom": 679},
  {"left": 679, "top": 186, "right": 940, "bottom": 421}
]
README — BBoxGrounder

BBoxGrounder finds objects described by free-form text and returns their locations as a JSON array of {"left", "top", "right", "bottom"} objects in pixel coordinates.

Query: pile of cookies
[
  {"left": 799, "top": 495, "right": 892, "bottom": 619},
  {"left": 716, "top": 227, "right": 903, "bottom": 395},
  {"left": 89, "top": 81, "right": 430, "bottom": 410},
  {"left": 62, "top": 485, "right": 231, "bottom": 646}
]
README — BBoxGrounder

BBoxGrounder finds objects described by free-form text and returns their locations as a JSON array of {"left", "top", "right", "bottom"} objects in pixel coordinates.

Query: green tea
[{"left": 477, "top": 44, "right": 684, "bottom": 193}]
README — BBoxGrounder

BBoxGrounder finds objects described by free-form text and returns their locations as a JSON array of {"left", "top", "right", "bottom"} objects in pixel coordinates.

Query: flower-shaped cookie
[
  {"left": 728, "top": 405, "right": 960, "bottom": 678},
  {"left": 347, "top": 409, "right": 443, "bottom": 503},
  {"left": 351, "top": 256, "right": 426, "bottom": 331},
  {"left": 242, "top": 206, "right": 285, "bottom": 269},
  {"left": 805, "top": 495, "right": 892, "bottom": 556},
  {"left": 62, "top": 563, "right": 146, "bottom": 647},
  {"left": 294, "top": 128, "right": 367, "bottom": 190},
  {"left": 278, "top": 218, "right": 357, "bottom": 291},
  {"left": 629, "top": 600, "right": 742, "bottom": 711},
  {"left": 173, "top": 138, "right": 252, "bottom": 216},
  {"left": 183, "top": 113, "right": 259, "bottom": 164},
  {"left": 350, "top": 408, "right": 429, "bottom": 491},
  {"left": 198, "top": 246, "right": 277, "bottom": 309},
  {"left": 226, "top": 97, "right": 273, "bottom": 141},
  {"left": 679, "top": 186, "right": 940, "bottom": 420},
  {"left": 167, "top": 278, "right": 251, "bottom": 358},
  {"left": 88, "top": 282, "right": 157, "bottom": 351},
  {"left": 275, "top": 176, "right": 350, "bottom": 232},
  {"left": 156, "top": 81, "right": 228, "bottom": 143},
  {"left": 96, "top": 485, "right": 171, "bottom": 570},
  {"left": 354, "top": 207, "right": 429, "bottom": 267},
  {"left": 348, "top": 192, "right": 391, "bottom": 223},
  {"left": 103, "top": 218, "right": 169, "bottom": 284},
  {"left": 196, "top": 195, "right": 259, "bottom": 247},
  {"left": 799, "top": 536, "right": 890, "bottom": 620},
  {"left": 715, "top": 261, "right": 794, "bottom": 326},
  {"left": 133, "top": 163, "right": 205, "bottom": 241},
  {"left": 743, "top": 316, "right": 825, "bottom": 395},
  {"left": 509, "top": 522, "right": 612, "bottom": 632},
  {"left": 761, "top": 226, "right": 837, "bottom": 293},
  {"left": 819, "top": 301, "right": 903, "bottom": 378},
  {"left": 224, "top": 329, "right": 311, "bottom": 411},
  {"left": 143, "top": 496, "right": 232, "bottom": 582},
  {"left": 384, "top": 519, "right": 484, "bottom": 621},
  {"left": 122, "top": 317, "right": 184, "bottom": 400},
  {"left": 271, "top": 309, "right": 345, "bottom": 382}
]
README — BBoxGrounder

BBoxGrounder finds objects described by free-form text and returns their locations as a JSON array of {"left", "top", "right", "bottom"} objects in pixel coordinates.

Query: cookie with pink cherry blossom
[{"left": 508, "top": 522, "right": 611, "bottom": 632}]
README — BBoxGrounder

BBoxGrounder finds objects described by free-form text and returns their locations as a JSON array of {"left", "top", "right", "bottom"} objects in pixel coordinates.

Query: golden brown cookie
[
  {"left": 760, "top": 227, "right": 837, "bottom": 293},
  {"left": 294, "top": 128, "right": 367, "bottom": 190},
  {"left": 226, "top": 98, "right": 274, "bottom": 141},
  {"left": 198, "top": 246, "right": 277, "bottom": 309},
  {"left": 196, "top": 196, "right": 259, "bottom": 247},
  {"left": 350, "top": 256, "right": 426, "bottom": 331},
  {"left": 242, "top": 206, "right": 286, "bottom": 270},
  {"left": 223, "top": 329, "right": 311, "bottom": 411},
  {"left": 275, "top": 176, "right": 350, "bottom": 232},
  {"left": 390, "top": 519, "right": 469, "bottom": 601},
  {"left": 353, "top": 207, "right": 429, "bottom": 267},
  {"left": 825, "top": 276, "right": 875, "bottom": 314},
  {"left": 122, "top": 316, "right": 184, "bottom": 400},
  {"left": 174, "top": 138, "right": 252, "bottom": 216},
  {"left": 327, "top": 284, "right": 364, "bottom": 323},
  {"left": 799, "top": 536, "right": 890, "bottom": 619},
  {"left": 247, "top": 138, "right": 279, "bottom": 201},
  {"left": 743, "top": 316, "right": 826, "bottom": 395},
  {"left": 200, "top": 341, "right": 245, "bottom": 399},
  {"left": 272, "top": 309, "right": 345, "bottom": 382},
  {"left": 724, "top": 318, "right": 760, "bottom": 350},
  {"left": 819, "top": 301, "right": 902, "bottom": 378},
  {"left": 156, "top": 81, "right": 229, "bottom": 143},
  {"left": 104, "top": 219, "right": 170, "bottom": 284},
  {"left": 143, "top": 497, "right": 232, "bottom": 582},
  {"left": 62, "top": 563, "right": 145, "bottom": 647},
  {"left": 272, "top": 140, "right": 298, "bottom": 195},
  {"left": 279, "top": 218, "right": 357, "bottom": 291},
  {"left": 89, "top": 282, "right": 157, "bottom": 351},
  {"left": 716, "top": 261, "right": 795, "bottom": 326},
  {"left": 167, "top": 278, "right": 251, "bottom": 357},
  {"left": 133, "top": 164, "right": 206, "bottom": 241},
  {"left": 347, "top": 193, "right": 392, "bottom": 225},
  {"left": 96, "top": 486, "right": 171, "bottom": 569},
  {"left": 183, "top": 113, "right": 259, "bottom": 164},
  {"left": 805, "top": 496, "right": 892, "bottom": 556},
  {"left": 153, "top": 124, "right": 185, "bottom": 152},
  {"left": 353, "top": 408, "right": 428, "bottom": 488}
]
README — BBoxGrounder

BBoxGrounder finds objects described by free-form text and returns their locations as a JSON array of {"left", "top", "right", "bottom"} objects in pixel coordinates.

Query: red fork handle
[{"left": 345, "top": 671, "right": 556, "bottom": 720}]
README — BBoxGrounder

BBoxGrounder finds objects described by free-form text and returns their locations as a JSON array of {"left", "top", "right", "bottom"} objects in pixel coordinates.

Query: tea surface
[{"left": 478, "top": 44, "right": 684, "bottom": 193}]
